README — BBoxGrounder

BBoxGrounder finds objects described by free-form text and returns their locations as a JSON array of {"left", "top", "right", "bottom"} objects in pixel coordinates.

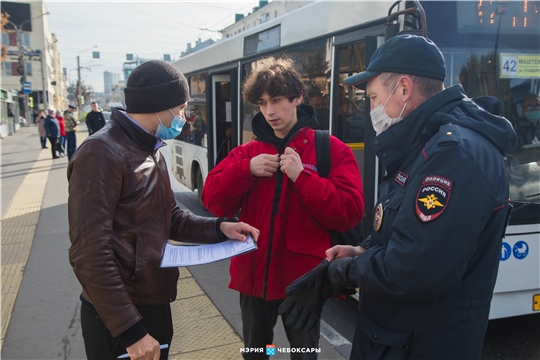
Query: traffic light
[
  {"left": 28, "top": 97, "right": 34, "bottom": 108},
  {"left": 81, "top": 96, "right": 84, "bottom": 105}
]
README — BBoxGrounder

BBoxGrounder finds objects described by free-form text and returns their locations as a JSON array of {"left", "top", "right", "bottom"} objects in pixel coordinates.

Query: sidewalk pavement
[{"left": 1, "top": 126, "right": 346, "bottom": 360}]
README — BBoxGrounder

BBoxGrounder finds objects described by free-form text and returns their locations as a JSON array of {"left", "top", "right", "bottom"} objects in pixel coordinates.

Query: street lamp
[
  {"left": 5, "top": 12, "right": 50, "bottom": 123},
  {"left": 77, "top": 45, "right": 98, "bottom": 120}
]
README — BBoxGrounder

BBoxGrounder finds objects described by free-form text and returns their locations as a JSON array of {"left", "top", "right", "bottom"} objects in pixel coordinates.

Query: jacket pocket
[
  {"left": 353, "top": 311, "right": 412, "bottom": 360},
  {"left": 378, "top": 191, "right": 405, "bottom": 246},
  {"left": 112, "top": 234, "right": 136, "bottom": 280}
]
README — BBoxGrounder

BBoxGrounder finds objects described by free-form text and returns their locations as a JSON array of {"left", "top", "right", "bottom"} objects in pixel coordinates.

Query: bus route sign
[{"left": 500, "top": 53, "right": 540, "bottom": 79}]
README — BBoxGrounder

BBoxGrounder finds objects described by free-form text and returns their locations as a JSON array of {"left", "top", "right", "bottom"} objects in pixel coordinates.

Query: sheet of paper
[{"left": 160, "top": 236, "right": 257, "bottom": 267}]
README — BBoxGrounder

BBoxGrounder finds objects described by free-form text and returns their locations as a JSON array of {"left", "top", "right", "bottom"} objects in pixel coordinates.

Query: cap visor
[{"left": 344, "top": 71, "right": 379, "bottom": 90}]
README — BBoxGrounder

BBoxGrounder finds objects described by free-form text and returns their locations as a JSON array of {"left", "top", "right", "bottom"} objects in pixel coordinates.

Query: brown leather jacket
[{"left": 68, "top": 108, "right": 226, "bottom": 338}]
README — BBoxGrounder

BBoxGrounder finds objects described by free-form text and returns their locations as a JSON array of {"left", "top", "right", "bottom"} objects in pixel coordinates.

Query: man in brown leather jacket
[{"left": 68, "top": 60, "right": 259, "bottom": 360}]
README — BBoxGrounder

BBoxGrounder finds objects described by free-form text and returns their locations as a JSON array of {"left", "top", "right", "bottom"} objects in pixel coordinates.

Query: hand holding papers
[{"left": 160, "top": 236, "right": 257, "bottom": 267}]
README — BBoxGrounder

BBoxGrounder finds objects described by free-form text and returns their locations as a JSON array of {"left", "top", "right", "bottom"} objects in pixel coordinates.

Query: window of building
[
  {"left": 275, "top": 10, "right": 278, "bottom": 18},
  {"left": 8, "top": 32, "right": 17, "bottom": 46},
  {"left": 1, "top": 33, "right": 9, "bottom": 46},
  {"left": 22, "top": 33, "right": 30, "bottom": 47},
  {"left": 2, "top": 62, "right": 12, "bottom": 76},
  {"left": 25, "top": 62, "right": 32, "bottom": 76}
]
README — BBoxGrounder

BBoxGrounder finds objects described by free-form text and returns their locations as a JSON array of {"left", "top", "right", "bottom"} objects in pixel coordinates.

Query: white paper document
[{"left": 160, "top": 236, "right": 257, "bottom": 267}]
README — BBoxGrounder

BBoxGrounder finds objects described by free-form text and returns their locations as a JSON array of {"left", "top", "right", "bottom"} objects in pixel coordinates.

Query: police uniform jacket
[
  {"left": 202, "top": 105, "right": 364, "bottom": 300},
  {"left": 351, "top": 85, "right": 517, "bottom": 359},
  {"left": 68, "top": 108, "right": 228, "bottom": 342},
  {"left": 63, "top": 111, "right": 77, "bottom": 133}
]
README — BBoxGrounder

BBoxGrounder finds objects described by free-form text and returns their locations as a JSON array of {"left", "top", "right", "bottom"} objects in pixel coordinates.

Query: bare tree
[{"left": 69, "top": 80, "right": 94, "bottom": 107}]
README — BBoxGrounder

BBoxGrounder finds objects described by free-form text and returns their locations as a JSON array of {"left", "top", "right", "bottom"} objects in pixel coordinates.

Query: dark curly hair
[{"left": 242, "top": 57, "right": 306, "bottom": 105}]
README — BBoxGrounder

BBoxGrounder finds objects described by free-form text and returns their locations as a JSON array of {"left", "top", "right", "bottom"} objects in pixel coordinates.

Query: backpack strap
[{"left": 315, "top": 129, "right": 331, "bottom": 178}]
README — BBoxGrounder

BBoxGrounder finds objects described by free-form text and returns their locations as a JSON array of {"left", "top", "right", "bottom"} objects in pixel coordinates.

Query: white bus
[{"left": 170, "top": 0, "right": 540, "bottom": 319}]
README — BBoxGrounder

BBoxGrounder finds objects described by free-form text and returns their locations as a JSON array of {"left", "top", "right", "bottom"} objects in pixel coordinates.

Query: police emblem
[
  {"left": 415, "top": 175, "right": 453, "bottom": 223},
  {"left": 373, "top": 203, "right": 384, "bottom": 231}
]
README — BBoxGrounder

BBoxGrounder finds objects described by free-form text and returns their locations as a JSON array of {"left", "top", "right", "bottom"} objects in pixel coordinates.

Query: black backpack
[{"left": 315, "top": 129, "right": 364, "bottom": 247}]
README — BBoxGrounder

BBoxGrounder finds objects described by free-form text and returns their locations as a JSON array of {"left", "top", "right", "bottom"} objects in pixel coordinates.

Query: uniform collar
[{"left": 371, "top": 85, "right": 465, "bottom": 175}]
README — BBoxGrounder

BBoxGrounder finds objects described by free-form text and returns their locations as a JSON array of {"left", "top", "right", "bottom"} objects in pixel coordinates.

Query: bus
[{"left": 170, "top": 0, "right": 540, "bottom": 319}]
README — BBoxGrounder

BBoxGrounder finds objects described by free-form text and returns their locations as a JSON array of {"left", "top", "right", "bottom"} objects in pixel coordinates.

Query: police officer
[
  {"left": 64, "top": 104, "right": 78, "bottom": 160},
  {"left": 279, "top": 35, "right": 517, "bottom": 359}
]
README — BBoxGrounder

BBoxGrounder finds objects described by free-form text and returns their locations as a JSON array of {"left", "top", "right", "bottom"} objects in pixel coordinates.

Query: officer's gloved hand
[
  {"left": 278, "top": 260, "right": 333, "bottom": 332},
  {"left": 327, "top": 257, "right": 358, "bottom": 295}
]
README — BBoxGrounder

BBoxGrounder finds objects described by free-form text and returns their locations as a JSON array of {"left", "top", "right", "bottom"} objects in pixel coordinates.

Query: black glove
[
  {"left": 327, "top": 257, "right": 358, "bottom": 295},
  {"left": 278, "top": 260, "right": 333, "bottom": 332}
]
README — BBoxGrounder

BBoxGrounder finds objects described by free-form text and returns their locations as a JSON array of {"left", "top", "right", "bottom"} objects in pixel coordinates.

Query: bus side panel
[
  {"left": 490, "top": 224, "right": 540, "bottom": 319},
  {"left": 171, "top": 140, "right": 191, "bottom": 189},
  {"left": 171, "top": 140, "right": 208, "bottom": 191}
]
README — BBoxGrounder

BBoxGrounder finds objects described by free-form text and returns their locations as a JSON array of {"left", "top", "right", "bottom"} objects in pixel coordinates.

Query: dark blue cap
[{"left": 344, "top": 34, "right": 446, "bottom": 90}]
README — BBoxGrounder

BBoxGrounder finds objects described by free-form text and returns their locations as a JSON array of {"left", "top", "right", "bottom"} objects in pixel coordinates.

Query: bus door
[
  {"left": 331, "top": 29, "right": 385, "bottom": 236},
  {"left": 211, "top": 74, "right": 233, "bottom": 166}
]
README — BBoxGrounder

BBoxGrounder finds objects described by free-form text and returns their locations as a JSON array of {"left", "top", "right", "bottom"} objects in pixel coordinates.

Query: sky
[{"left": 44, "top": 1, "right": 261, "bottom": 93}]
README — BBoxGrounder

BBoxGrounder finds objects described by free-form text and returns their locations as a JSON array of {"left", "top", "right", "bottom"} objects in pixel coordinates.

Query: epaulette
[{"left": 438, "top": 123, "right": 460, "bottom": 145}]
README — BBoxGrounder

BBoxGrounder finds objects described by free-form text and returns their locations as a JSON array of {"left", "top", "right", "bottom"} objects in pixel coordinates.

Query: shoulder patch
[
  {"left": 415, "top": 175, "right": 453, "bottom": 223},
  {"left": 394, "top": 171, "right": 409, "bottom": 187}
]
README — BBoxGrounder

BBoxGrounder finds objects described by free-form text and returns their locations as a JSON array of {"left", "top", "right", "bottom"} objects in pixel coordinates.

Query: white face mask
[{"left": 370, "top": 82, "right": 408, "bottom": 134}]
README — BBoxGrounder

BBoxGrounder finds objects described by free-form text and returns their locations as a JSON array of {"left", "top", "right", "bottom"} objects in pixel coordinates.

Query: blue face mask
[
  {"left": 155, "top": 109, "right": 186, "bottom": 139},
  {"left": 524, "top": 111, "right": 540, "bottom": 123}
]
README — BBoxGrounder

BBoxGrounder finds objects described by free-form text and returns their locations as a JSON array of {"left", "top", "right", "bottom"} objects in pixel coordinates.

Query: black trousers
[
  {"left": 240, "top": 294, "right": 320, "bottom": 360},
  {"left": 47, "top": 137, "right": 59, "bottom": 158},
  {"left": 80, "top": 301, "right": 173, "bottom": 360}
]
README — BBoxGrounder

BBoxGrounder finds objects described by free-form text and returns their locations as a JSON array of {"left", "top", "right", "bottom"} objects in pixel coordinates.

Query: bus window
[
  {"left": 241, "top": 62, "right": 258, "bottom": 145},
  {"left": 336, "top": 43, "right": 366, "bottom": 144},
  {"left": 214, "top": 78, "right": 231, "bottom": 164},
  {"left": 241, "top": 39, "right": 333, "bottom": 144},
  {"left": 178, "top": 73, "right": 208, "bottom": 147},
  {"left": 287, "top": 38, "right": 332, "bottom": 131},
  {"left": 422, "top": 1, "right": 540, "bottom": 207},
  {"left": 306, "top": 86, "right": 329, "bottom": 130}
]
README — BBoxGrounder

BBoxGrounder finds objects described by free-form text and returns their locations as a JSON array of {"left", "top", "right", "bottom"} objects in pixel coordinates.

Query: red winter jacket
[
  {"left": 56, "top": 115, "right": 66, "bottom": 137},
  {"left": 202, "top": 105, "right": 364, "bottom": 300}
]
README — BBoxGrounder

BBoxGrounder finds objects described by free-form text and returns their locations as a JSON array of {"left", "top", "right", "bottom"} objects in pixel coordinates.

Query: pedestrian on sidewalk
[
  {"left": 63, "top": 104, "right": 78, "bottom": 160},
  {"left": 68, "top": 60, "right": 260, "bottom": 360},
  {"left": 44, "top": 109, "right": 60, "bottom": 159},
  {"left": 35, "top": 110, "right": 47, "bottom": 148},
  {"left": 202, "top": 57, "right": 364, "bottom": 360},
  {"left": 86, "top": 101, "right": 106, "bottom": 135},
  {"left": 55, "top": 110, "right": 67, "bottom": 156}
]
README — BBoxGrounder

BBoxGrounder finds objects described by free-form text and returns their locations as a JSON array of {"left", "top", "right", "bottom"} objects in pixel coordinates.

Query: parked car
[{"left": 102, "top": 111, "right": 111, "bottom": 122}]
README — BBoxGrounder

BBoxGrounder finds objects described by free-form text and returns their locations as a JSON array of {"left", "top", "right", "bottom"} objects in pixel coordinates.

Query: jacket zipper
[
  {"left": 153, "top": 142, "right": 177, "bottom": 300},
  {"left": 262, "top": 129, "right": 302, "bottom": 300}
]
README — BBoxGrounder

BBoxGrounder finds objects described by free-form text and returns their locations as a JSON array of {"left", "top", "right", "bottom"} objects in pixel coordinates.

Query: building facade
[
  {"left": 104, "top": 71, "right": 120, "bottom": 95},
  {"left": 181, "top": 38, "right": 216, "bottom": 58},
  {"left": 1, "top": 0, "right": 66, "bottom": 121},
  {"left": 220, "top": 0, "right": 309, "bottom": 39}
]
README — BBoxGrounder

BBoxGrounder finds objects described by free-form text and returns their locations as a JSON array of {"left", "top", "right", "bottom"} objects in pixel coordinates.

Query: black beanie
[{"left": 124, "top": 60, "right": 189, "bottom": 114}]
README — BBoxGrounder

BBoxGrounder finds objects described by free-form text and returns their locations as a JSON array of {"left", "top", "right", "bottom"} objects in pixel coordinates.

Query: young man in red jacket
[{"left": 202, "top": 57, "right": 364, "bottom": 359}]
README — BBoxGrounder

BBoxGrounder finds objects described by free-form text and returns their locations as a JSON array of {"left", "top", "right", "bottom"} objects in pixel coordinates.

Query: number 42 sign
[{"left": 500, "top": 53, "right": 540, "bottom": 79}]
